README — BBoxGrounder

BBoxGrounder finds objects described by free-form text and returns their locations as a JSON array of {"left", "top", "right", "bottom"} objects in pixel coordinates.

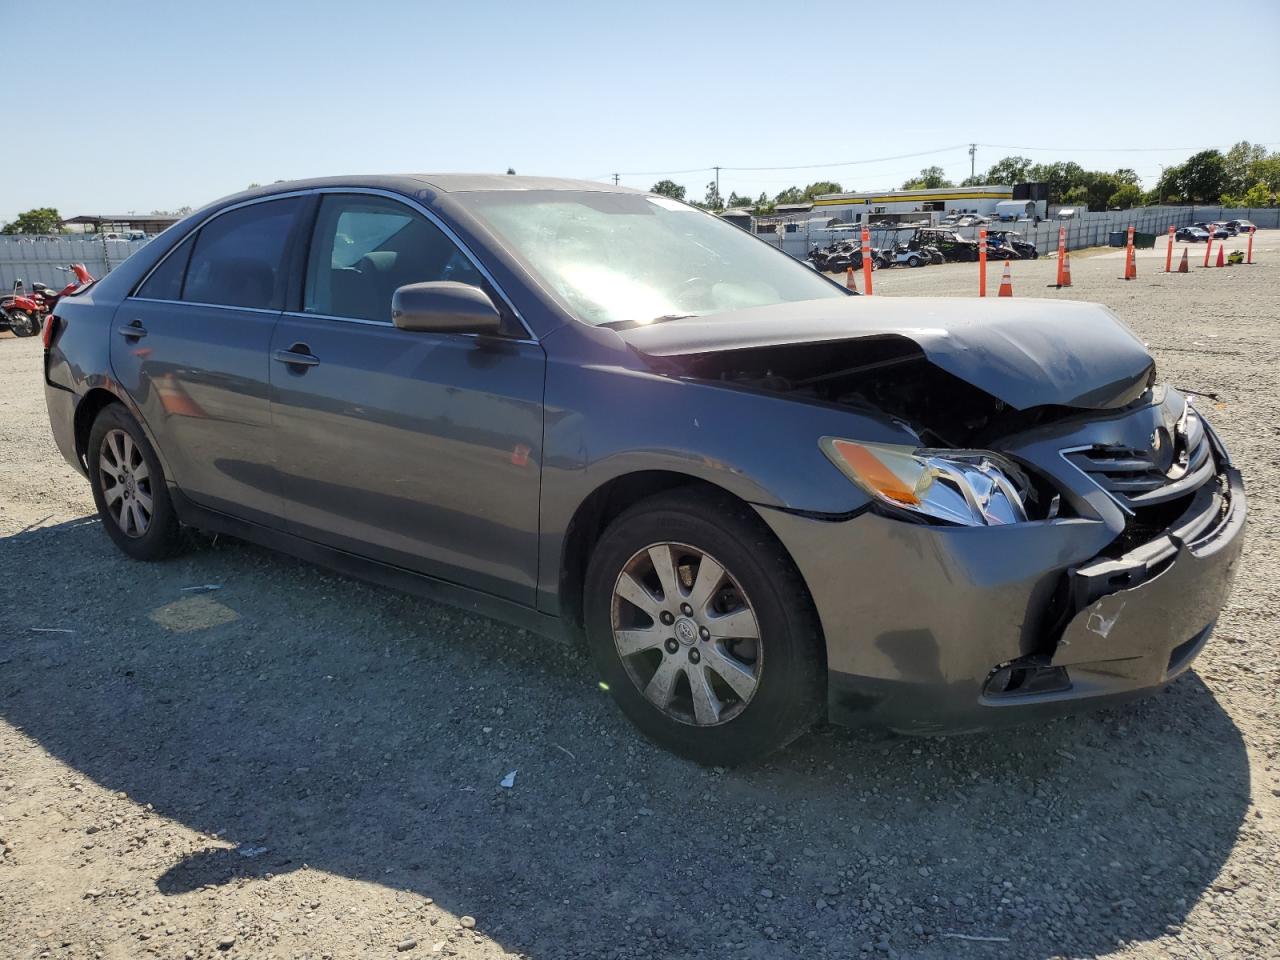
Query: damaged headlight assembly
[{"left": 819, "top": 438, "right": 1035, "bottom": 526}]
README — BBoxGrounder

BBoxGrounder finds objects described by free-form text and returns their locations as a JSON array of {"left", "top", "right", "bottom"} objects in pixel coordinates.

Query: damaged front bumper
[{"left": 753, "top": 441, "right": 1246, "bottom": 735}]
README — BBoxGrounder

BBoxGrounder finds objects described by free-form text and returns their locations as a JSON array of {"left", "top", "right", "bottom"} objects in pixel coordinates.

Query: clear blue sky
[{"left": 3, "top": 0, "right": 1278, "bottom": 224}]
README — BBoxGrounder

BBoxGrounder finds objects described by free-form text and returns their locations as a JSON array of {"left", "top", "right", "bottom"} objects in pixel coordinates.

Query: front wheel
[
  {"left": 584, "top": 490, "right": 825, "bottom": 766},
  {"left": 7, "top": 310, "right": 38, "bottom": 337},
  {"left": 907, "top": 256, "right": 921, "bottom": 267}
]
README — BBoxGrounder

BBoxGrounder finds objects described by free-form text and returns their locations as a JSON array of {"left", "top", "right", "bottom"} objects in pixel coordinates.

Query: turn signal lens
[
  {"left": 821, "top": 439, "right": 927, "bottom": 505},
  {"left": 41, "top": 314, "right": 57, "bottom": 349}
]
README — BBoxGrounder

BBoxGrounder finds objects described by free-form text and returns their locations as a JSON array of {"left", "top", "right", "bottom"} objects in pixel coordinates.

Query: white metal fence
[
  {"left": 0, "top": 236, "right": 151, "bottom": 290},
  {"left": 764, "top": 205, "right": 1278, "bottom": 260}
]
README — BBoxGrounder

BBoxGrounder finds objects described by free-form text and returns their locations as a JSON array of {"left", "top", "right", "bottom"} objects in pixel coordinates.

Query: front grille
[{"left": 1064, "top": 406, "right": 1215, "bottom": 512}]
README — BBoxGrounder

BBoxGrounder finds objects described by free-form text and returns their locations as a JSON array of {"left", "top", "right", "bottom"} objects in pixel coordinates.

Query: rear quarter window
[{"left": 135, "top": 235, "right": 195, "bottom": 301}]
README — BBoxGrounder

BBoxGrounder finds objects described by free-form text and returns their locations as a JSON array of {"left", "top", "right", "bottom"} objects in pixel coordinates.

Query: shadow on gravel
[{"left": 1, "top": 519, "right": 1251, "bottom": 960}]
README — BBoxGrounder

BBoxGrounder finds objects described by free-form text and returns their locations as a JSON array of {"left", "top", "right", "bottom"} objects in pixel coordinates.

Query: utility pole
[
  {"left": 969, "top": 143, "right": 977, "bottom": 180},
  {"left": 612, "top": 173, "right": 620, "bottom": 185},
  {"left": 714, "top": 165, "right": 721, "bottom": 199}
]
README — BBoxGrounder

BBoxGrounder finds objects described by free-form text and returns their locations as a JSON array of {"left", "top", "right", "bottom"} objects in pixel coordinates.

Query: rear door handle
[
  {"left": 117, "top": 321, "right": 147, "bottom": 339},
  {"left": 273, "top": 347, "right": 320, "bottom": 368}
]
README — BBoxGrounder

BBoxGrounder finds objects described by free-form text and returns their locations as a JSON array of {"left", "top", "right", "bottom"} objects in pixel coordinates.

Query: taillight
[{"left": 42, "top": 314, "right": 58, "bottom": 349}]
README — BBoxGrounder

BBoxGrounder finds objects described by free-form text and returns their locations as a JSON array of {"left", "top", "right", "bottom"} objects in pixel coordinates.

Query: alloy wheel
[
  {"left": 99, "top": 428, "right": 153, "bottom": 538},
  {"left": 610, "top": 542, "right": 762, "bottom": 726}
]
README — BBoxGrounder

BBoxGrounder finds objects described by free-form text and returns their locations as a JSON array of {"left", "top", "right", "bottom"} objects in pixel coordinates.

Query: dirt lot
[{"left": 2, "top": 234, "right": 1278, "bottom": 960}]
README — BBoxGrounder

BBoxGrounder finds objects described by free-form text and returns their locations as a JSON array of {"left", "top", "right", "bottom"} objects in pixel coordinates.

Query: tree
[
  {"left": 984, "top": 156, "right": 1032, "bottom": 185},
  {"left": 802, "top": 181, "right": 843, "bottom": 199},
  {"left": 150, "top": 206, "right": 193, "bottom": 217},
  {"left": 506, "top": 168, "right": 516, "bottom": 175},
  {"left": 1062, "top": 185, "right": 1089, "bottom": 208},
  {"left": 772, "top": 186, "right": 804, "bottom": 204},
  {"left": 1223, "top": 141, "right": 1267, "bottom": 195},
  {"left": 1152, "top": 165, "right": 1183, "bottom": 203},
  {"left": 1222, "top": 182, "right": 1276, "bottom": 208},
  {"left": 1247, "top": 155, "right": 1280, "bottom": 192},
  {"left": 726, "top": 191, "right": 755, "bottom": 209},
  {"left": 650, "top": 179, "right": 686, "bottom": 201},
  {"left": 701, "top": 180, "right": 724, "bottom": 212},
  {"left": 901, "top": 166, "right": 952, "bottom": 190},
  {"left": 753, "top": 193, "right": 776, "bottom": 216},
  {"left": 1108, "top": 183, "right": 1143, "bottom": 210},
  {"left": 1, "top": 207, "right": 62, "bottom": 235},
  {"left": 1241, "top": 182, "right": 1275, "bottom": 207},
  {"left": 1027, "top": 162, "right": 1085, "bottom": 205},
  {"left": 1174, "top": 150, "right": 1227, "bottom": 203}
]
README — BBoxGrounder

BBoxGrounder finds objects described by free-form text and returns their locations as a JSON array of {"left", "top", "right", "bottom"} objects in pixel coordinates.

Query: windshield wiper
[{"left": 600, "top": 313, "right": 698, "bottom": 330}]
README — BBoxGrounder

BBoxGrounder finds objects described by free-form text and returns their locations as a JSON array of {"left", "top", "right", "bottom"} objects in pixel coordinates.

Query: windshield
[{"left": 457, "top": 190, "right": 845, "bottom": 326}]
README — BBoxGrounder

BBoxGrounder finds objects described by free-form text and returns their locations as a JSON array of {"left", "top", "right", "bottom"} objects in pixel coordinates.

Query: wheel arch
[
  {"left": 73, "top": 385, "right": 174, "bottom": 482},
  {"left": 557, "top": 469, "right": 816, "bottom": 643}
]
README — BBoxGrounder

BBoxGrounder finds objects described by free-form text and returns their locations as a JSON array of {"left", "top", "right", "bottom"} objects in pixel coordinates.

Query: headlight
[{"left": 819, "top": 438, "right": 1029, "bottom": 526}]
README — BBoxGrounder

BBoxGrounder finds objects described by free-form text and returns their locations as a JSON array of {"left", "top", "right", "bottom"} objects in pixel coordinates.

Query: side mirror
[{"left": 391, "top": 281, "right": 503, "bottom": 335}]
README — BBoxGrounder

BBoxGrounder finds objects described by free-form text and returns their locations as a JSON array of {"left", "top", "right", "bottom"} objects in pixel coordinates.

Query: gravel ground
[{"left": 1, "top": 234, "right": 1278, "bottom": 960}]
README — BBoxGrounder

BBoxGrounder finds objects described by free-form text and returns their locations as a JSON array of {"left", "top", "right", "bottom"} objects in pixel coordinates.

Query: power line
[
  {"left": 977, "top": 140, "right": 1280, "bottom": 153},
  {"left": 720, "top": 145, "right": 967, "bottom": 172},
  {"left": 611, "top": 144, "right": 969, "bottom": 178}
]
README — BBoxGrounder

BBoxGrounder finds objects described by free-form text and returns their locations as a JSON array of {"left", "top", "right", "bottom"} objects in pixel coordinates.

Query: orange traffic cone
[
  {"left": 845, "top": 265, "right": 858, "bottom": 293},
  {"left": 1177, "top": 248, "right": 1189, "bottom": 273},
  {"left": 997, "top": 261, "right": 1013, "bottom": 297},
  {"left": 1123, "top": 245, "right": 1137, "bottom": 280},
  {"left": 1061, "top": 251, "right": 1072, "bottom": 287},
  {"left": 1216, "top": 244, "right": 1225, "bottom": 268}
]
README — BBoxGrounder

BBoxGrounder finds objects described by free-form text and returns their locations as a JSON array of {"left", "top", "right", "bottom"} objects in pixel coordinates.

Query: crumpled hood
[{"left": 616, "top": 296, "right": 1155, "bottom": 411}]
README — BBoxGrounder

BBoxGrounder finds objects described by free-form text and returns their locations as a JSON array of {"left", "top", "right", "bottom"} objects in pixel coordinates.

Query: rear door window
[
  {"left": 303, "top": 194, "right": 483, "bottom": 323},
  {"left": 182, "top": 198, "right": 301, "bottom": 310}
]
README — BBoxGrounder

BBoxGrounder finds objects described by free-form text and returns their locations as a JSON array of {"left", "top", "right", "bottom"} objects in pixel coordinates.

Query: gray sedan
[{"left": 44, "top": 176, "right": 1246, "bottom": 765}]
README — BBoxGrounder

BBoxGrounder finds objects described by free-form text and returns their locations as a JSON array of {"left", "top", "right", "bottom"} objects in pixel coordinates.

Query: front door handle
[
  {"left": 117, "top": 320, "right": 147, "bottom": 340},
  {"left": 272, "top": 345, "right": 320, "bottom": 368}
]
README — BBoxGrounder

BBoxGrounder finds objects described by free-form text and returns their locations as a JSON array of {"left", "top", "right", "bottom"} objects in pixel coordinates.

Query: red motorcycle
[{"left": 2, "top": 264, "right": 93, "bottom": 337}]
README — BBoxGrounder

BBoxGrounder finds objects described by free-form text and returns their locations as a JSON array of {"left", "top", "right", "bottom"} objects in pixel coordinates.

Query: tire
[
  {"left": 87, "top": 403, "right": 184, "bottom": 561},
  {"left": 8, "top": 310, "right": 38, "bottom": 337},
  {"left": 930, "top": 251, "right": 945, "bottom": 265},
  {"left": 907, "top": 256, "right": 921, "bottom": 268},
  {"left": 583, "top": 489, "right": 825, "bottom": 766}
]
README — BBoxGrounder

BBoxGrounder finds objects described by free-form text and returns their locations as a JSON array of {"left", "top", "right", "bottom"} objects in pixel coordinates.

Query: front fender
[{"left": 535, "top": 351, "right": 915, "bottom": 612}]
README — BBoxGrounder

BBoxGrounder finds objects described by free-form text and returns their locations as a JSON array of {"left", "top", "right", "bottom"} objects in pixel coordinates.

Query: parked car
[
  {"left": 1226, "top": 219, "right": 1255, "bottom": 234},
  {"left": 1176, "top": 226, "right": 1210, "bottom": 242},
  {"left": 1193, "top": 222, "right": 1229, "bottom": 239},
  {"left": 43, "top": 175, "right": 1247, "bottom": 766}
]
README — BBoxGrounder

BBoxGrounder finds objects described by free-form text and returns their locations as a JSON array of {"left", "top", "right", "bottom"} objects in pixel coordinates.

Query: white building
[{"left": 810, "top": 185, "right": 1047, "bottom": 224}]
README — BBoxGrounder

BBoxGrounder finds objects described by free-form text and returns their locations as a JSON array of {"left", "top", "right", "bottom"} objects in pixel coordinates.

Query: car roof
[{"left": 222, "top": 174, "right": 635, "bottom": 209}]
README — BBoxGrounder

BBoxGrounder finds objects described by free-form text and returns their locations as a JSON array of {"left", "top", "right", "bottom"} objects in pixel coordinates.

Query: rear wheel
[
  {"left": 584, "top": 489, "right": 824, "bottom": 766},
  {"left": 87, "top": 403, "right": 183, "bottom": 560}
]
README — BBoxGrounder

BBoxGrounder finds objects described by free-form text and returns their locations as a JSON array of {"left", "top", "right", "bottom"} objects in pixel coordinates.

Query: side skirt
[{"left": 169, "top": 487, "right": 564, "bottom": 640}]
